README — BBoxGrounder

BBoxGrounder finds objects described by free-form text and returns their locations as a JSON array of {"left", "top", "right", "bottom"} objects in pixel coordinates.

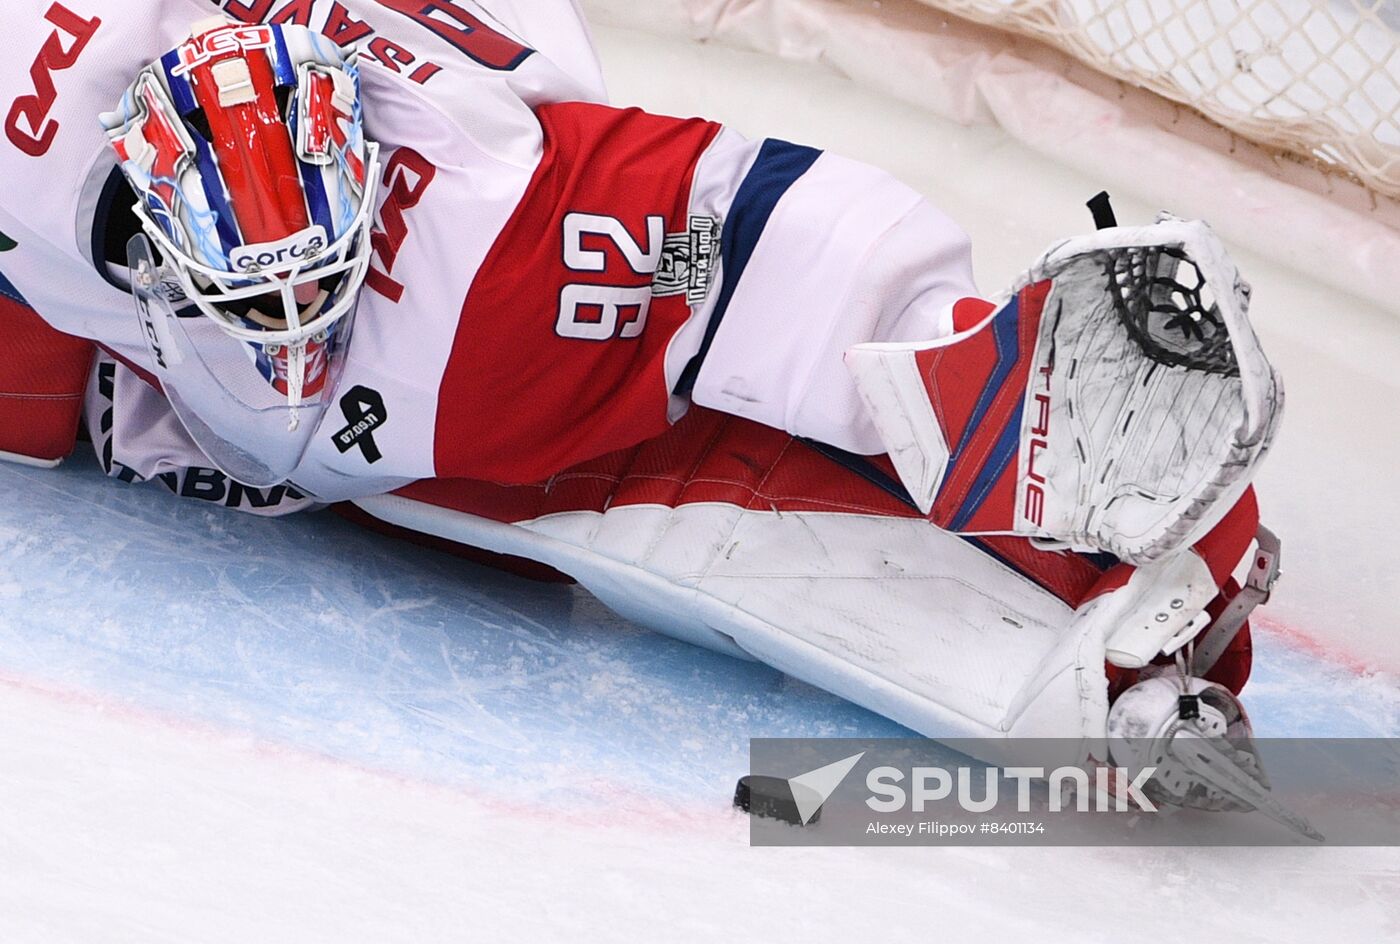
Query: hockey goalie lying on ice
[{"left": 0, "top": 1, "right": 1290, "bottom": 825}]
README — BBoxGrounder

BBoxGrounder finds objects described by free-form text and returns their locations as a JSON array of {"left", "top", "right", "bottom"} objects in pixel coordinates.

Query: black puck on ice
[{"left": 734, "top": 775, "right": 817, "bottom": 826}]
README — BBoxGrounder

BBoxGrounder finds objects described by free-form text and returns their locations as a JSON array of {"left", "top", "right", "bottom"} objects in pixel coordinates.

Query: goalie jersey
[{"left": 0, "top": 0, "right": 978, "bottom": 510}]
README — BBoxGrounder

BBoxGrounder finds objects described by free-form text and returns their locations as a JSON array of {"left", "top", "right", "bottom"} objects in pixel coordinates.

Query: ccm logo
[
  {"left": 171, "top": 24, "right": 274, "bottom": 77},
  {"left": 1023, "top": 365, "right": 1053, "bottom": 527},
  {"left": 230, "top": 227, "right": 328, "bottom": 273}
]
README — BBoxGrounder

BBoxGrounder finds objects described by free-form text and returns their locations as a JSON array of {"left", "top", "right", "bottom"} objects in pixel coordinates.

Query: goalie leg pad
[{"left": 0, "top": 296, "right": 95, "bottom": 467}]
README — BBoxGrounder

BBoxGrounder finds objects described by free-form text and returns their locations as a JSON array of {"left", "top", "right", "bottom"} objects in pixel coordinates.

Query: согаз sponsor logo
[{"left": 230, "top": 227, "right": 328, "bottom": 274}]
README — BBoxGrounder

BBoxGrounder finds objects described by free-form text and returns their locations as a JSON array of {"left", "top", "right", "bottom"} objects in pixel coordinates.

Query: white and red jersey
[
  {"left": 0, "top": 0, "right": 1270, "bottom": 756},
  {"left": 0, "top": 0, "right": 978, "bottom": 507}
]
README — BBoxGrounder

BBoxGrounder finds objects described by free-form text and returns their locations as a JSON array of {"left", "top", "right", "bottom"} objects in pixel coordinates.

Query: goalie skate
[
  {"left": 1108, "top": 673, "right": 1323, "bottom": 842},
  {"left": 847, "top": 216, "right": 1284, "bottom": 565}
]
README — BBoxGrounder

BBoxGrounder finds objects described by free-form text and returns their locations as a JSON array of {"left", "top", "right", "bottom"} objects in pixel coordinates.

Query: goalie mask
[{"left": 101, "top": 18, "right": 382, "bottom": 486}]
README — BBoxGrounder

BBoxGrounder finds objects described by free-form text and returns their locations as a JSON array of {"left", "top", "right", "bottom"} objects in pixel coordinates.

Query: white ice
[{"left": 0, "top": 23, "right": 1398, "bottom": 944}]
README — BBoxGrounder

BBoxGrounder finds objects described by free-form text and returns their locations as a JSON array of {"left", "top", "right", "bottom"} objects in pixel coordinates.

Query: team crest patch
[{"left": 653, "top": 216, "right": 719, "bottom": 306}]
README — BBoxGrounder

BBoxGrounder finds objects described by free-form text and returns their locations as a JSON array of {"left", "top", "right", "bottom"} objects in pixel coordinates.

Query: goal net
[
  {"left": 584, "top": 0, "right": 1400, "bottom": 315},
  {"left": 914, "top": 0, "right": 1400, "bottom": 199}
]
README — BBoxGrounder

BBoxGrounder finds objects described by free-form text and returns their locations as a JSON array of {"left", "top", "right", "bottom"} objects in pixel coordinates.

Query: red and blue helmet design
[{"left": 101, "top": 17, "right": 380, "bottom": 406}]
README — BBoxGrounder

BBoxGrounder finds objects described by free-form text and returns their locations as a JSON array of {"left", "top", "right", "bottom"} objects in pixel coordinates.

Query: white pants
[{"left": 691, "top": 154, "right": 977, "bottom": 454}]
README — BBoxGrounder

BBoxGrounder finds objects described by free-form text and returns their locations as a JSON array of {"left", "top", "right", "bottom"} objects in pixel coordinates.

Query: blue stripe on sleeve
[
  {"left": 674, "top": 139, "right": 822, "bottom": 396},
  {"left": 0, "top": 270, "right": 28, "bottom": 307}
]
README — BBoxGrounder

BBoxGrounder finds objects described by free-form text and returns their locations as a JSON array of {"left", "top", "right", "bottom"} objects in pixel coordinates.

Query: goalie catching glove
[{"left": 847, "top": 214, "right": 1283, "bottom": 565}]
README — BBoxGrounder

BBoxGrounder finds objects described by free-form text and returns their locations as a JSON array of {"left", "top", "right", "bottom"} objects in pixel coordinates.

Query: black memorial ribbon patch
[{"left": 334, "top": 386, "right": 388, "bottom": 464}]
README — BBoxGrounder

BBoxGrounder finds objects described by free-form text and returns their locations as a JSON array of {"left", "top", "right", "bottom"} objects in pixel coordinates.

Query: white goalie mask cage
[{"left": 102, "top": 18, "right": 383, "bottom": 487}]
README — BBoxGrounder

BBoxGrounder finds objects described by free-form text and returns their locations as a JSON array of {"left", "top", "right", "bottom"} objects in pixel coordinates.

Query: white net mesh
[{"left": 916, "top": 0, "right": 1400, "bottom": 199}]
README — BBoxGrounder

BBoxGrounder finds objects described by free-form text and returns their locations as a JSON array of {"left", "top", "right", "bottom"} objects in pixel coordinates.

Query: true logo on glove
[{"left": 1023, "top": 363, "right": 1054, "bottom": 528}]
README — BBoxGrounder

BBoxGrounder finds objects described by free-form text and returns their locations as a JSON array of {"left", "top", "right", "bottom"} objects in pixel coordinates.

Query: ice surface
[
  {"left": 0, "top": 23, "right": 1398, "bottom": 944},
  {"left": 2, "top": 454, "right": 1398, "bottom": 942},
  {"left": 0, "top": 457, "right": 914, "bottom": 806}
]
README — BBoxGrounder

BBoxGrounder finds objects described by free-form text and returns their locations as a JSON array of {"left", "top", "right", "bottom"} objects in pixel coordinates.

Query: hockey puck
[{"left": 733, "top": 775, "right": 818, "bottom": 826}]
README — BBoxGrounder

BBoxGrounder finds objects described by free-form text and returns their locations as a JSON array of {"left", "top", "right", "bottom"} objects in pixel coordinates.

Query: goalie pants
[{"left": 685, "top": 149, "right": 977, "bottom": 455}]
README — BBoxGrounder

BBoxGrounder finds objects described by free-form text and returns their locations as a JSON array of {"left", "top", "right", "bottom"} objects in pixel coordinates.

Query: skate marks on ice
[
  {"left": 2, "top": 456, "right": 1400, "bottom": 944},
  {"left": 0, "top": 453, "right": 1396, "bottom": 802},
  {"left": 0, "top": 455, "right": 914, "bottom": 805}
]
